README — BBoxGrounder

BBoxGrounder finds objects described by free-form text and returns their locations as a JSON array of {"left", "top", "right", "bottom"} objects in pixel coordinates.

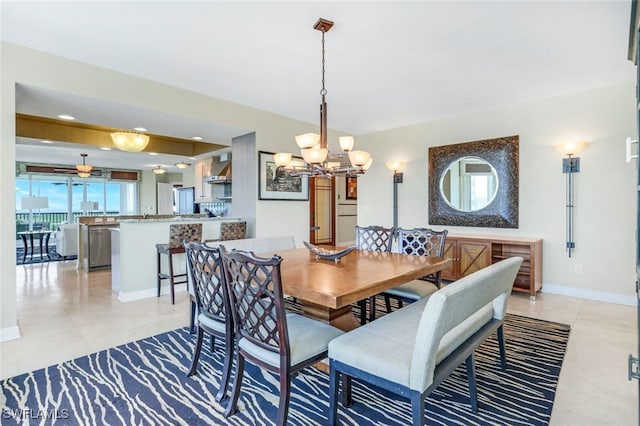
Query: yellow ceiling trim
[{"left": 15, "top": 114, "right": 227, "bottom": 157}]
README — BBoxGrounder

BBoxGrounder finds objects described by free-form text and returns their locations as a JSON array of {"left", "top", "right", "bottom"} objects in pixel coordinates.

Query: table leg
[
  {"left": 300, "top": 302, "right": 359, "bottom": 332},
  {"left": 20, "top": 234, "right": 27, "bottom": 263},
  {"left": 28, "top": 234, "right": 34, "bottom": 260},
  {"left": 38, "top": 234, "right": 44, "bottom": 260},
  {"left": 44, "top": 232, "right": 51, "bottom": 260}
]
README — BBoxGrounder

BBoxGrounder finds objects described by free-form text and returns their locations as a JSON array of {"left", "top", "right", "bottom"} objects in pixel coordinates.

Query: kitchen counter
[
  {"left": 118, "top": 216, "right": 240, "bottom": 223},
  {"left": 112, "top": 217, "right": 244, "bottom": 301}
]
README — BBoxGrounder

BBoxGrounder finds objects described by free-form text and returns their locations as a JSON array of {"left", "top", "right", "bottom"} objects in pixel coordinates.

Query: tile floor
[{"left": 0, "top": 261, "right": 637, "bottom": 425}]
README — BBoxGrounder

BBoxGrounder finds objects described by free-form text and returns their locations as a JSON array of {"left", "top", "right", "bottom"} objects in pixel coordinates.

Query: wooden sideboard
[{"left": 441, "top": 234, "right": 543, "bottom": 300}]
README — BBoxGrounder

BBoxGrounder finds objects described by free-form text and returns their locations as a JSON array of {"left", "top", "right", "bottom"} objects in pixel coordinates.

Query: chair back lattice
[
  {"left": 397, "top": 227, "right": 448, "bottom": 284},
  {"left": 185, "top": 241, "right": 229, "bottom": 324},
  {"left": 169, "top": 223, "right": 202, "bottom": 248},
  {"left": 355, "top": 225, "right": 394, "bottom": 252},
  {"left": 220, "top": 246, "right": 289, "bottom": 359},
  {"left": 220, "top": 221, "right": 247, "bottom": 241}
]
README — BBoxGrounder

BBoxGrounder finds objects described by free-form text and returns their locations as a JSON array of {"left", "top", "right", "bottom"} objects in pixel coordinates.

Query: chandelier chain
[{"left": 321, "top": 29, "right": 327, "bottom": 97}]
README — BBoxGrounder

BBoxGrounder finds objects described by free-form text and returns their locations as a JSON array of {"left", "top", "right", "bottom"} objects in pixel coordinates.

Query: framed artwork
[
  {"left": 346, "top": 176, "right": 358, "bottom": 200},
  {"left": 258, "top": 151, "right": 309, "bottom": 201}
]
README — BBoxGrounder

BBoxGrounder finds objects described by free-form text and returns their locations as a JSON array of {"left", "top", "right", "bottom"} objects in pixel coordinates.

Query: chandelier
[
  {"left": 275, "top": 18, "right": 372, "bottom": 177},
  {"left": 110, "top": 131, "right": 150, "bottom": 152},
  {"left": 152, "top": 165, "right": 166, "bottom": 175},
  {"left": 76, "top": 153, "right": 92, "bottom": 178}
]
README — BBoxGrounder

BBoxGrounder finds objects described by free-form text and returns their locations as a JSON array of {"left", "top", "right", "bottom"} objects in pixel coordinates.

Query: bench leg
[
  {"left": 466, "top": 354, "right": 478, "bottom": 413},
  {"left": 410, "top": 391, "right": 425, "bottom": 426},
  {"left": 497, "top": 325, "right": 507, "bottom": 371},
  {"left": 328, "top": 361, "right": 339, "bottom": 425}
]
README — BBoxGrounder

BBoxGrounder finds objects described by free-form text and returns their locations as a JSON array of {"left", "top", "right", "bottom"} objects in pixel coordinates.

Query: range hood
[{"left": 204, "top": 155, "right": 231, "bottom": 183}]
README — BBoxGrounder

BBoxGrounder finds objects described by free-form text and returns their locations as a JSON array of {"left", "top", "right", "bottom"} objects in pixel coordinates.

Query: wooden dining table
[{"left": 270, "top": 247, "right": 453, "bottom": 332}]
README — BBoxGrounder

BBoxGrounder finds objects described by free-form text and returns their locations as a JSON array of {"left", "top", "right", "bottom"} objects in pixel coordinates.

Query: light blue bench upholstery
[{"left": 328, "top": 257, "right": 523, "bottom": 426}]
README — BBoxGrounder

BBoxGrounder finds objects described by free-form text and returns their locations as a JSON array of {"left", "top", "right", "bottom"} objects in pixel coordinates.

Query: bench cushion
[{"left": 328, "top": 296, "right": 493, "bottom": 387}]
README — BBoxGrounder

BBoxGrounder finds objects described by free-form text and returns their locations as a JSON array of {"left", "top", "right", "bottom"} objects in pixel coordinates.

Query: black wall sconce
[
  {"left": 385, "top": 161, "right": 405, "bottom": 228},
  {"left": 556, "top": 141, "right": 587, "bottom": 257}
]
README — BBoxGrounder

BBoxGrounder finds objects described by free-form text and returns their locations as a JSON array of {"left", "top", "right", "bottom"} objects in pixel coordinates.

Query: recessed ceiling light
[
  {"left": 57, "top": 114, "right": 75, "bottom": 120},
  {"left": 134, "top": 127, "right": 147, "bottom": 132},
  {"left": 100, "top": 147, "right": 112, "bottom": 151},
  {"left": 192, "top": 136, "right": 203, "bottom": 141},
  {"left": 41, "top": 140, "right": 54, "bottom": 144},
  {"left": 189, "top": 157, "right": 197, "bottom": 160},
  {"left": 149, "top": 152, "right": 158, "bottom": 156}
]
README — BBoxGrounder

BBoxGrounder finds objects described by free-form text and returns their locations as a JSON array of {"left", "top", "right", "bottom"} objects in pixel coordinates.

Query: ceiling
[{"left": 2, "top": 1, "right": 636, "bottom": 171}]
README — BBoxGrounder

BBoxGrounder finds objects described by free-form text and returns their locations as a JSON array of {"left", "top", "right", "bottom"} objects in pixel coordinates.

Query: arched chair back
[
  {"left": 184, "top": 241, "right": 233, "bottom": 402},
  {"left": 397, "top": 227, "right": 448, "bottom": 285},
  {"left": 220, "top": 246, "right": 343, "bottom": 425},
  {"left": 355, "top": 225, "right": 394, "bottom": 252},
  {"left": 354, "top": 225, "right": 394, "bottom": 324},
  {"left": 382, "top": 227, "right": 449, "bottom": 313}
]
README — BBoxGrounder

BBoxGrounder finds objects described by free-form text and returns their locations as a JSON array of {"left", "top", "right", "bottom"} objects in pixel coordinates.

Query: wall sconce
[
  {"left": 385, "top": 161, "right": 405, "bottom": 228},
  {"left": 555, "top": 141, "right": 587, "bottom": 257}
]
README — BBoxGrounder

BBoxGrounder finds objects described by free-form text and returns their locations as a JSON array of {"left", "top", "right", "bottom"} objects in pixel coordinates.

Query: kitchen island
[{"left": 111, "top": 216, "right": 243, "bottom": 302}]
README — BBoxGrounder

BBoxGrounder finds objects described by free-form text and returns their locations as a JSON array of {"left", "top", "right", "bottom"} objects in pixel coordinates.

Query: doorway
[{"left": 309, "top": 176, "right": 335, "bottom": 245}]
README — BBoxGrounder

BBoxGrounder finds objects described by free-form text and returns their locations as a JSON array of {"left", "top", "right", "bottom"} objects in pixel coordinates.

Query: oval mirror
[{"left": 439, "top": 156, "right": 499, "bottom": 212}]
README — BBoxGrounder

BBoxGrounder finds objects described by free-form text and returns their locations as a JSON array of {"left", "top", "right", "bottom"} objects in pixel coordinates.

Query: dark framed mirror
[{"left": 428, "top": 135, "right": 519, "bottom": 228}]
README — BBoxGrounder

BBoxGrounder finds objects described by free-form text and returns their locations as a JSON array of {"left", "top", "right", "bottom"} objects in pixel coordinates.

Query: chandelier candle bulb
[
  {"left": 295, "top": 133, "right": 321, "bottom": 149},
  {"left": 274, "top": 153, "right": 293, "bottom": 167},
  {"left": 348, "top": 150, "right": 372, "bottom": 167},
  {"left": 301, "top": 148, "right": 328, "bottom": 164},
  {"left": 339, "top": 136, "right": 355, "bottom": 152}
]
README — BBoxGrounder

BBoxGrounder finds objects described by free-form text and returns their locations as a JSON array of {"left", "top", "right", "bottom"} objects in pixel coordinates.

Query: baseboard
[
  {"left": 117, "top": 284, "right": 188, "bottom": 303},
  {"left": 0, "top": 326, "right": 21, "bottom": 342},
  {"left": 542, "top": 283, "right": 636, "bottom": 306}
]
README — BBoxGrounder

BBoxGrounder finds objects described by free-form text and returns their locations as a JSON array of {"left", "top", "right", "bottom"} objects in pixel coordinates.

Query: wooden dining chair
[
  {"left": 355, "top": 225, "right": 394, "bottom": 324},
  {"left": 382, "top": 227, "right": 448, "bottom": 312},
  {"left": 219, "top": 246, "right": 344, "bottom": 425},
  {"left": 184, "top": 241, "right": 233, "bottom": 403}
]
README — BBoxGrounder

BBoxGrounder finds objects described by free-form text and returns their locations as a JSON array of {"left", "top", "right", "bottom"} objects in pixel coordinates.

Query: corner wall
[
  {"left": 357, "top": 81, "right": 637, "bottom": 303},
  {"left": 0, "top": 42, "right": 344, "bottom": 338}
]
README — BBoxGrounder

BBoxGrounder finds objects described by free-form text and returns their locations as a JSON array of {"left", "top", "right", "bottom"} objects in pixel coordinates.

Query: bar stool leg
[
  {"left": 168, "top": 251, "right": 176, "bottom": 304},
  {"left": 157, "top": 251, "right": 162, "bottom": 298}
]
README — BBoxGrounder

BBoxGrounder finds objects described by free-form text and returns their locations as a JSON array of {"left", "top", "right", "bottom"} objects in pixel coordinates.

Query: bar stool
[
  {"left": 219, "top": 221, "right": 247, "bottom": 241},
  {"left": 157, "top": 223, "right": 202, "bottom": 304}
]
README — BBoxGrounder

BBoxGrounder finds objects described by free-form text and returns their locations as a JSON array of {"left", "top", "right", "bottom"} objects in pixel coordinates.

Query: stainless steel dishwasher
[{"left": 89, "top": 226, "right": 112, "bottom": 268}]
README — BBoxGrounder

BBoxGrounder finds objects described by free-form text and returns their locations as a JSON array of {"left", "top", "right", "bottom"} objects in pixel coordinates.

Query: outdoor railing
[{"left": 15, "top": 211, "right": 120, "bottom": 239}]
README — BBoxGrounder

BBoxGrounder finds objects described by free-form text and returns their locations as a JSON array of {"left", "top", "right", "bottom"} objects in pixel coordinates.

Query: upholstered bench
[{"left": 328, "top": 257, "right": 523, "bottom": 425}]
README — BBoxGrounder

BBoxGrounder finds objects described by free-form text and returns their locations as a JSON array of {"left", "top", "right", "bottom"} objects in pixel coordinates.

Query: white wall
[
  {"left": 1, "top": 42, "right": 347, "bottom": 336},
  {"left": 357, "top": 82, "right": 637, "bottom": 303},
  {"left": 1, "top": 41, "right": 636, "bottom": 340}
]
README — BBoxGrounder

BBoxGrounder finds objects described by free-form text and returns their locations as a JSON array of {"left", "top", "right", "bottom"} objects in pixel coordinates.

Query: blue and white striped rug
[{"left": 1, "top": 312, "right": 569, "bottom": 425}]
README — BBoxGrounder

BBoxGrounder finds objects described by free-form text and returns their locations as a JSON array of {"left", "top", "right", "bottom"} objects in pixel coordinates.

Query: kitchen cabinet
[
  {"left": 194, "top": 159, "right": 213, "bottom": 203},
  {"left": 441, "top": 234, "right": 543, "bottom": 300}
]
